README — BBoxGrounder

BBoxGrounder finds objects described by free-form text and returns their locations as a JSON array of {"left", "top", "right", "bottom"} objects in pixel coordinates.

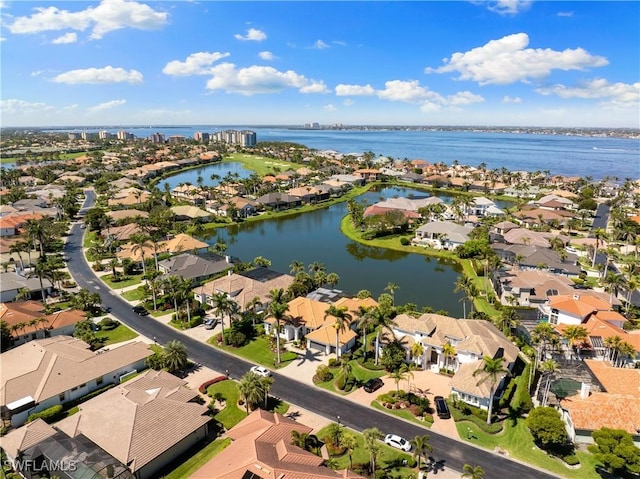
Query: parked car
[
  {"left": 80, "top": 224, "right": 87, "bottom": 229},
  {"left": 384, "top": 434, "right": 411, "bottom": 452},
  {"left": 132, "top": 305, "right": 149, "bottom": 316},
  {"left": 204, "top": 318, "right": 219, "bottom": 330},
  {"left": 434, "top": 395, "right": 451, "bottom": 419},
  {"left": 250, "top": 365, "right": 272, "bottom": 377},
  {"left": 363, "top": 377, "right": 384, "bottom": 393}
]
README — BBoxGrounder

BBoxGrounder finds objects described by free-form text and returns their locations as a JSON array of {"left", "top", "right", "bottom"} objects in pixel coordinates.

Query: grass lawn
[
  {"left": 209, "top": 335, "right": 298, "bottom": 369},
  {"left": 95, "top": 323, "right": 138, "bottom": 346},
  {"left": 223, "top": 153, "right": 297, "bottom": 176},
  {"left": 160, "top": 437, "right": 232, "bottom": 479},
  {"left": 457, "top": 419, "right": 602, "bottom": 479},
  {"left": 316, "top": 361, "right": 385, "bottom": 395},
  {"left": 316, "top": 424, "right": 415, "bottom": 477},
  {"left": 121, "top": 286, "right": 147, "bottom": 301},
  {"left": 371, "top": 401, "right": 434, "bottom": 428},
  {"left": 101, "top": 273, "right": 144, "bottom": 288},
  {"left": 83, "top": 229, "right": 98, "bottom": 249}
]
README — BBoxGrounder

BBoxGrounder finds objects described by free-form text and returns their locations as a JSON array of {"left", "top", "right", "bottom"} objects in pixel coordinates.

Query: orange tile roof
[
  {"left": 549, "top": 294, "right": 612, "bottom": 319},
  {"left": 278, "top": 297, "right": 330, "bottom": 330},
  {"left": 561, "top": 392, "right": 640, "bottom": 435},
  {"left": 0, "top": 302, "right": 85, "bottom": 335},
  {"left": 584, "top": 360, "right": 640, "bottom": 396}
]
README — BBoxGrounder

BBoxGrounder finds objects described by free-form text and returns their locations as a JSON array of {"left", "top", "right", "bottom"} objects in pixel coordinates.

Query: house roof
[
  {"left": 277, "top": 296, "right": 330, "bottom": 330},
  {"left": 560, "top": 391, "right": 640, "bottom": 435},
  {"left": 171, "top": 205, "right": 211, "bottom": 218},
  {"left": 333, "top": 297, "right": 379, "bottom": 315},
  {"left": 0, "top": 336, "right": 153, "bottom": 407},
  {"left": 117, "top": 233, "right": 208, "bottom": 262},
  {"left": 0, "top": 301, "right": 86, "bottom": 334},
  {"left": 107, "top": 223, "right": 143, "bottom": 241},
  {"left": 363, "top": 205, "right": 421, "bottom": 219},
  {"left": 496, "top": 269, "right": 575, "bottom": 301},
  {"left": 450, "top": 360, "right": 498, "bottom": 399},
  {"left": 584, "top": 359, "right": 640, "bottom": 396},
  {"left": 548, "top": 294, "right": 613, "bottom": 319},
  {"left": 106, "top": 209, "right": 148, "bottom": 222},
  {"left": 158, "top": 252, "right": 229, "bottom": 280},
  {"left": 55, "top": 369, "right": 210, "bottom": 472},
  {"left": 0, "top": 271, "right": 53, "bottom": 294},
  {"left": 502, "top": 228, "right": 552, "bottom": 247},
  {"left": 192, "top": 409, "right": 364, "bottom": 479},
  {"left": 305, "top": 324, "right": 357, "bottom": 347},
  {"left": 373, "top": 196, "right": 442, "bottom": 212}
]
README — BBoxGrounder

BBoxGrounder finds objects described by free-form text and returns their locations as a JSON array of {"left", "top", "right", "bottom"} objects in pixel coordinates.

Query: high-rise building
[
  {"left": 240, "top": 130, "right": 257, "bottom": 146},
  {"left": 194, "top": 132, "right": 210, "bottom": 142},
  {"left": 149, "top": 132, "right": 165, "bottom": 144},
  {"left": 117, "top": 130, "right": 134, "bottom": 140},
  {"left": 211, "top": 129, "right": 257, "bottom": 146}
]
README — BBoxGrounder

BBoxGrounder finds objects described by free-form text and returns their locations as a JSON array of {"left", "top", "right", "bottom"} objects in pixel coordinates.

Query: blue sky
[{"left": 1, "top": 0, "right": 639, "bottom": 128}]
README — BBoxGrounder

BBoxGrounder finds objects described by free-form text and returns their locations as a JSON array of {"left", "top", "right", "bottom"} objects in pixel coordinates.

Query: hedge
[
  {"left": 199, "top": 376, "right": 228, "bottom": 394},
  {"left": 28, "top": 405, "right": 64, "bottom": 424}
]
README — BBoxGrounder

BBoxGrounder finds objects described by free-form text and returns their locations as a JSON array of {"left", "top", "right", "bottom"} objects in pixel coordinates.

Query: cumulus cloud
[
  {"left": 163, "top": 52, "right": 230, "bottom": 76},
  {"left": 234, "top": 28, "right": 266, "bottom": 41},
  {"left": 535, "top": 78, "right": 640, "bottom": 108},
  {"left": 52, "top": 32, "right": 77, "bottom": 44},
  {"left": 425, "top": 33, "right": 608, "bottom": 85},
  {"left": 0, "top": 99, "right": 55, "bottom": 114},
  {"left": 503, "top": 95, "right": 523, "bottom": 103},
  {"left": 52, "top": 66, "right": 143, "bottom": 84},
  {"left": 7, "top": 0, "right": 168, "bottom": 40},
  {"left": 335, "top": 84, "right": 376, "bottom": 96},
  {"left": 87, "top": 99, "right": 126, "bottom": 113},
  {"left": 486, "top": 0, "right": 532, "bottom": 15},
  {"left": 258, "top": 51, "right": 274, "bottom": 60},
  {"left": 312, "top": 39, "right": 330, "bottom": 49},
  {"left": 205, "top": 63, "right": 328, "bottom": 95}
]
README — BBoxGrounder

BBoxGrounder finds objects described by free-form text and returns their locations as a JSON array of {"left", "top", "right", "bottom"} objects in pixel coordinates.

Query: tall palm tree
[
  {"left": 591, "top": 227, "right": 608, "bottom": 269},
  {"left": 211, "top": 292, "right": 235, "bottom": 345},
  {"left": 562, "top": 325, "right": 588, "bottom": 359},
  {"left": 260, "top": 375, "right": 274, "bottom": 408},
  {"left": 324, "top": 305, "right": 352, "bottom": 359},
  {"left": 462, "top": 464, "right": 485, "bottom": 479},
  {"left": 362, "top": 427, "right": 383, "bottom": 476},
  {"left": 442, "top": 342, "right": 456, "bottom": 372},
  {"left": 266, "top": 288, "right": 290, "bottom": 365},
  {"left": 341, "top": 431, "right": 357, "bottom": 469},
  {"left": 129, "top": 232, "right": 151, "bottom": 276},
  {"left": 163, "top": 275, "right": 184, "bottom": 318},
  {"left": 356, "top": 305, "right": 374, "bottom": 359},
  {"left": 410, "top": 434, "right": 433, "bottom": 471},
  {"left": 391, "top": 367, "right": 407, "bottom": 393},
  {"left": 370, "top": 306, "right": 396, "bottom": 366},
  {"left": 604, "top": 335, "right": 622, "bottom": 365},
  {"left": 401, "top": 362, "right": 417, "bottom": 390},
  {"left": 540, "top": 359, "right": 559, "bottom": 406},
  {"left": 411, "top": 341, "right": 424, "bottom": 367},
  {"left": 385, "top": 282, "right": 399, "bottom": 305},
  {"left": 472, "top": 355, "right": 508, "bottom": 424},
  {"left": 163, "top": 340, "right": 188, "bottom": 373},
  {"left": 289, "top": 260, "right": 305, "bottom": 275},
  {"left": 238, "top": 371, "right": 264, "bottom": 414},
  {"left": 454, "top": 276, "right": 476, "bottom": 319}
]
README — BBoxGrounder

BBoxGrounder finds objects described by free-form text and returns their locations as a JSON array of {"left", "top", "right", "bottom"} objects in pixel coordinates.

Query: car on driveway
[
  {"left": 250, "top": 365, "right": 272, "bottom": 377},
  {"left": 384, "top": 434, "right": 411, "bottom": 452},
  {"left": 204, "top": 318, "right": 218, "bottom": 330},
  {"left": 363, "top": 377, "right": 384, "bottom": 393},
  {"left": 434, "top": 395, "right": 451, "bottom": 419},
  {"left": 132, "top": 305, "right": 149, "bottom": 316}
]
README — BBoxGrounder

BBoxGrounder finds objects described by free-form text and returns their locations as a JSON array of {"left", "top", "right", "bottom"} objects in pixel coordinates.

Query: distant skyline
[{"left": 1, "top": 1, "right": 639, "bottom": 128}]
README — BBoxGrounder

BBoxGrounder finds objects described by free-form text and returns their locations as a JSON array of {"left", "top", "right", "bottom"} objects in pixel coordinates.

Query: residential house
[
  {"left": 413, "top": 221, "right": 473, "bottom": 250},
  {"left": 466, "top": 197, "right": 503, "bottom": 217},
  {"left": 255, "top": 192, "right": 302, "bottom": 210},
  {"left": 0, "top": 270, "right": 53, "bottom": 302},
  {"left": 106, "top": 209, "right": 148, "bottom": 223},
  {"left": 0, "top": 301, "right": 85, "bottom": 346},
  {"left": 287, "top": 185, "right": 331, "bottom": 203},
  {"left": 0, "top": 213, "right": 45, "bottom": 237},
  {"left": 158, "top": 252, "right": 231, "bottom": 285},
  {"left": 0, "top": 336, "right": 152, "bottom": 426},
  {"left": 170, "top": 205, "right": 213, "bottom": 223},
  {"left": 537, "top": 293, "right": 621, "bottom": 326},
  {"left": 491, "top": 220, "right": 519, "bottom": 236},
  {"left": 493, "top": 269, "right": 576, "bottom": 307},
  {"left": 194, "top": 268, "right": 295, "bottom": 312},
  {"left": 558, "top": 360, "right": 640, "bottom": 446},
  {"left": 491, "top": 244, "right": 581, "bottom": 276},
  {"left": 106, "top": 223, "right": 143, "bottom": 242},
  {"left": 512, "top": 206, "right": 573, "bottom": 228},
  {"left": 567, "top": 314, "right": 640, "bottom": 362},
  {"left": 192, "top": 409, "right": 365, "bottom": 479},
  {"left": 107, "top": 188, "right": 151, "bottom": 207},
  {"left": 116, "top": 233, "right": 208, "bottom": 263},
  {"left": 390, "top": 313, "right": 521, "bottom": 410},
  {"left": 353, "top": 168, "right": 381, "bottom": 182}
]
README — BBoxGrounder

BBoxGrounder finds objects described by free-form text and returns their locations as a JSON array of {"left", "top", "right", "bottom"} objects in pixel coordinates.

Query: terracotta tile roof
[
  {"left": 305, "top": 323, "right": 357, "bottom": 347},
  {"left": 549, "top": 294, "right": 612, "bottom": 319},
  {"left": 584, "top": 360, "right": 640, "bottom": 396},
  {"left": 55, "top": 369, "right": 210, "bottom": 472},
  {"left": 278, "top": 297, "right": 330, "bottom": 330},
  {"left": 192, "top": 409, "right": 364, "bottom": 479},
  {"left": 560, "top": 392, "right": 640, "bottom": 434},
  {"left": 106, "top": 209, "right": 148, "bottom": 221},
  {"left": 333, "top": 297, "right": 379, "bottom": 316},
  {"left": 0, "top": 301, "right": 85, "bottom": 335},
  {"left": 1, "top": 336, "right": 153, "bottom": 406}
]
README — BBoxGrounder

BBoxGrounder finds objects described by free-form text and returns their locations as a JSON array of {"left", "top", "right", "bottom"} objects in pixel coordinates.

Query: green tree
[
  {"left": 562, "top": 325, "right": 588, "bottom": 358},
  {"left": 163, "top": 340, "right": 188, "bottom": 373},
  {"left": 461, "top": 464, "right": 485, "bottom": 479},
  {"left": 266, "top": 288, "right": 290, "bottom": 365},
  {"left": 324, "top": 305, "right": 352, "bottom": 359},
  {"left": 211, "top": 292, "right": 236, "bottom": 346},
  {"left": 472, "top": 355, "right": 508, "bottom": 424},
  {"left": 0, "top": 320, "right": 14, "bottom": 352},
  {"left": 341, "top": 431, "right": 358, "bottom": 469},
  {"left": 370, "top": 305, "right": 397, "bottom": 365},
  {"left": 363, "top": 427, "right": 383, "bottom": 475},
  {"left": 238, "top": 371, "right": 266, "bottom": 414},
  {"left": 70, "top": 288, "right": 101, "bottom": 313},
  {"left": 526, "top": 407, "right": 569, "bottom": 449},
  {"left": 411, "top": 434, "right": 433, "bottom": 471},
  {"left": 381, "top": 338, "right": 406, "bottom": 372},
  {"left": 588, "top": 428, "right": 640, "bottom": 476}
]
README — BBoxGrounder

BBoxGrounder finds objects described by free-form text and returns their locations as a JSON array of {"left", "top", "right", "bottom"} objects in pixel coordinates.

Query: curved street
[{"left": 65, "top": 190, "right": 561, "bottom": 479}]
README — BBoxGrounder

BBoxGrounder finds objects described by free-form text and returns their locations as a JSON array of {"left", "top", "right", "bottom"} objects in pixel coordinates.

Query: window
[
  {"left": 96, "top": 377, "right": 103, "bottom": 386},
  {"left": 59, "top": 393, "right": 65, "bottom": 401}
]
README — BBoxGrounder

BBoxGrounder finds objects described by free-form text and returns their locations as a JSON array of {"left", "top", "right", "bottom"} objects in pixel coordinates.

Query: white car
[
  {"left": 250, "top": 365, "right": 272, "bottom": 377},
  {"left": 384, "top": 434, "right": 411, "bottom": 452}
]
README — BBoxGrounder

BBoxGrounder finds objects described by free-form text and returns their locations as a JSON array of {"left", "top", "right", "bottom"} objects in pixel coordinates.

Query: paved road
[{"left": 67, "top": 190, "right": 560, "bottom": 479}]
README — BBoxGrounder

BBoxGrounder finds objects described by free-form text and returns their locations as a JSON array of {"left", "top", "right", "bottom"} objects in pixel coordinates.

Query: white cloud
[
  {"left": 332, "top": 40, "right": 346, "bottom": 46},
  {"left": 377, "top": 80, "right": 438, "bottom": 103},
  {"left": 323, "top": 103, "right": 336, "bottom": 111},
  {"left": 535, "top": 78, "right": 640, "bottom": 108},
  {"left": 426, "top": 33, "right": 608, "bottom": 85},
  {"left": 475, "top": 0, "right": 532, "bottom": 15},
  {"left": 335, "top": 84, "right": 376, "bottom": 96},
  {"left": 31, "top": 70, "right": 45, "bottom": 77},
  {"left": 163, "top": 52, "right": 230, "bottom": 76},
  {"left": 557, "top": 11, "right": 574, "bottom": 17},
  {"left": 87, "top": 99, "right": 126, "bottom": 113},
  {"left": 343, "top": 99, "right": 355, "bottom": 106},
  {"left": 7, "top": 0, "right": 168, "bottom": 40},
  {"left": 312, "top": 39, "right": 330, "bottom": 49},
  {"left": 205, "top": 63, "right": 328, "bottom": 95},
  {"left": 234, "top": 28, "right": 266, "bottom": 41},
  {"left": 52, "top": 32, "right": 77, "bottom": 44},
  {"left": 52, "top": 66, "right": 143, "bottom": 84},
  {"left": 0, "top": 99, "right": 55, "bottom": 114},
  {"left": 503, "top": 95, "right": 523, "bottom": 103},
  {"left": 258, "top": 51, "right": 274, "bottom": 60},
  {"left": 447, "top": 91, "right": 485, "bottom": 106}
]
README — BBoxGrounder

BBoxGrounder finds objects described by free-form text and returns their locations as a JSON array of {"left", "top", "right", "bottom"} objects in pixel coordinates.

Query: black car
[
  {"left": 132, "top": 305, "right": 149, "bottom": 316},
  {"left": 434, "top": 395, "right": 451, "bottom": 419},
  {"left": 363, "top": 377, "right": 384, "bottom": 393}
]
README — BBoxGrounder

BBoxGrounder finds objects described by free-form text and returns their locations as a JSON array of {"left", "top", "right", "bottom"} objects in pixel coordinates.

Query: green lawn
[
  {"left": 457, "top": 419, "right": 602, "bottom": 479},
  {"left": 371, "top": 401, "right": 434, "bottom": 428},
  {"left": 95, "top": 323, "right": 138, "bottom": 346},
  {"left": 316, "top": 361, "right": 385, "bottom": 395},
  {"left": 223, "top": 153, "right": 298, "bottom": 176},
  {"left": 83, "top": 229, "right": 98, "bottom": 249},
  {"left": 316, "top": 424, "right": 415, "bottom": 477},
  {"left": 101, "top": 273, "right": 144, "bottom": 288},
  {"left": 121, "top": 286, "right": 147, "bottom": 301},
  {"left": 209, "top": 335, "right": 298, "bottom": 369},
  {"left": 162, "top": 438, "right": 232, "bottom": 479}
]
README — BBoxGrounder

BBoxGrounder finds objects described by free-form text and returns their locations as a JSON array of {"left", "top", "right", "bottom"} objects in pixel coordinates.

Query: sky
[{"left": 1, "top": 0, "right": 639, "bottom": 128}]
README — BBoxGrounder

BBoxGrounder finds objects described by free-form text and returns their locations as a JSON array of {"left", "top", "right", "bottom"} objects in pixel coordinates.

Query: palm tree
[
  {"left": 617, "top": 341, "right": 636, "bottom": 367},
  {"left": 472, "top": 355, "right": 508, "bottom": 424},
  {"left": 179, "top": 278, "right": 194, "bottom": 325},
  {"left": 411, "top": 341, "right": 424, "bottom": 367},
  {"left": 370, "top": 306, "right": 397, "bottom": 365},
  {"left": 362, "top": 427, "right": 383, "bottom": 476},
  {"left": 454, "top": 276, "right": 476, "bottom": 319},
  {"left": 211, "top": 292, "right": 235, "bottom": 345},
  {"left": 401, "top": 362, "right": 417, "bottom": 390},
  {"left": 9, "top": 240, "right": 28, "bottom": 271},
  {"left": 385, "top": 282, "right": 399, "bottom": 305},
  {"left": 129, "top": 232, "right": 151, "bottom": 276},
  {"left": 591, "top": 227, "right": 608, "bottom": 269},
  {"left": 291, "top": 429, "right": 311, "bottom": 449},
  {"left": 325, "top": 422, "right": 344, "bottom": 449},
  {"left": 163, "top": 340, "right": 188, "bottom": 373},
  {"left": 410, "top": 434, "right": 433, "bottom": 472},
  {"left": 604, "top": 335, "right": 622, "bottom": 365},
  {"left": 540, "top": 359, "right": 559, "bottom": 406},
  {"left": 462, "top": 464, "right": 485, "bottom": 479},
  {"left": 266, "top": 288, "right": 290, "bottom": 365},
  {"left": 603, "top": 272, "right": 624, "bottom": 304},
  {"left": 496, "top": 307, "right": 520, "bottom": 336},
  {"left": 356, "top": 305, "right": 374, "bottom": 359},
  {"left": 163, "top": 275, "right": 184, "bottom": 318},
  {"left": 260, "top": 375, "right": 274, "bottom": 408},
  {"left": 562, "top": 325, "right": 588, "bottom": 359},
  {"left": 289, "top": 260, "right": 305, "bottom": 275},
  {"left": 339, "top": 360, "right": 353, "bottom": 390},
  {"left": 324, "top": 305, "right": 352, "bottom": 359},
  {"left": 442, "top": 342, "right": 456, "bottom": 372},
  {"left": 238, "top": 371, "right": 264, "bottom": 414},
  {"left": 391, "top": 367, "right": 407, "bottom": 393},
  {"left": 341, "top": 431, "right": 358, "bottom": 469}
]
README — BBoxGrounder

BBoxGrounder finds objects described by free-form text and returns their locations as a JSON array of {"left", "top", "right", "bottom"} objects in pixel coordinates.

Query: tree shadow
[{"left": 297, "top": 348, "right": 323, "bottom": 364}]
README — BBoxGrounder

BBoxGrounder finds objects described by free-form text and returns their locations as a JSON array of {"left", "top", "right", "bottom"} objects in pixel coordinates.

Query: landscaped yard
[
  {"left": 315, "top": 360, "right": 385, "bottom": 395},
  {"left": 224, "top": 153, "right": 297, "bottom": 177},
  {"left": 121, "top": 286, "right": 147, "bottom": 301},
  {"left": 100, "top": 273, "right": 144, "bottom": 289},
  {"left": 209, "top": 335, "right": 298, "bottom": 369},
  {"left": 95, "top": 322, "right": 138, "bottom": 346}
]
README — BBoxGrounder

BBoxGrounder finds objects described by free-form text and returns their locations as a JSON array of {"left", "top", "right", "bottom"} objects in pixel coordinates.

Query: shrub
[
  {"left": 335, "top": 374, "right": 346, "bottom": 391},
  {"left": 99, "top": 317, "right": 120, "bottom": 330},
  {"left": 328, "top": 357, "right": 339, "bottom": 368},
  {"left": 199, "top": 376, "right": 228, "bottom": 394},
  {"left": 408, "top": 404, "right": 424, "bottom": 416},
  {"left": 28, "top": 405, "right": 64, "bottom": 424},
  {"left": 314, "top": 364, "right": 333, "bottom": 382},
  {"left": 225, "top": 330, "right": 247, "bottom": 347},
  {"left": 561, "top": 454, "right": 580, "bottom": 466},
  {"left": 361, "top": 359, "right": 386, "bottom": 370},
  {"left": 400, "top": 237, "right": 410, "bottom": 245}
]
